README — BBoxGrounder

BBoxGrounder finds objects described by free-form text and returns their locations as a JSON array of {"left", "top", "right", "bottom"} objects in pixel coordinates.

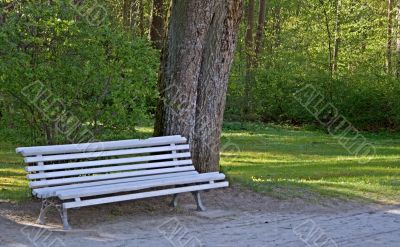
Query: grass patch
[
  {"left": 1, "top": 123, "right": 399, "bottom": 204},
  {"left": 0, "top": 140, "right": 30, "bottom": 202},
  {"left": 220, "top": 123, "right": 400, "bottom": 204}
]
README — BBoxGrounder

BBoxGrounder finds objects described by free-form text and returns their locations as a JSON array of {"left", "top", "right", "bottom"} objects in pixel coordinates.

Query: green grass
[
  {"left": 0, "top": 140, "right": 30, "bottom": 202},
  {"left": 220, "top": 123, "right": 400, "bottom": 204},
  {"left": 1, "top": 123, "right": 399, "bottom": 204}
]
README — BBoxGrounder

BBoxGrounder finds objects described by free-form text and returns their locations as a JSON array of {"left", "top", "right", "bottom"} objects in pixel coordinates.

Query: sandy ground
[{"left": 0, "top": 186, "right": 399, "bottom": 247}]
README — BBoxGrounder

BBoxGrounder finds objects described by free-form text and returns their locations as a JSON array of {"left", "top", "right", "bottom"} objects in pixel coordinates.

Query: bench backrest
[{"left": 16, "top": 135, "right": 194, "bottom": 189}]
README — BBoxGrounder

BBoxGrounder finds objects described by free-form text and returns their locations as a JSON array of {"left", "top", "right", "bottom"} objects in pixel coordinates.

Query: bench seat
[{"left": 17, "top": 135, "right": 229, "bottom": 230}]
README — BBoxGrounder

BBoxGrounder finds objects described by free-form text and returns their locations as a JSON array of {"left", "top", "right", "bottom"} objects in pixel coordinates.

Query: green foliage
[
  {"left": 227, "top": 0, "right": 400, "bottom": 131},
  {"left": 0, "top": 1, "right": 159, "bottom": 145}
]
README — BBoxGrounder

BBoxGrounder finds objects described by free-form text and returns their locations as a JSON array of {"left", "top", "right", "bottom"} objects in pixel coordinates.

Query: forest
[{"left": 0, "top": 0, "right": 399, "bottom": 147}]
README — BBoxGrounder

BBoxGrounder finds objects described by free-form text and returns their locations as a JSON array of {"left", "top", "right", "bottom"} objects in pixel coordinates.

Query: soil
[{"left": 0, "top": 185, "right": 399, "bottom": 247}]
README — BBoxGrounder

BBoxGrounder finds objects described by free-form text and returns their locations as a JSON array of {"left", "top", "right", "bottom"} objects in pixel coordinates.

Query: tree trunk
[
  {"left": 387, "top": 0, "right": 393, "bottom": 74},
  {"left": 139, "top": 0, "right": 145, "bottom": 36},
  {"left": 396, "top": 0, "right": 400, "bottom": 78},
  {"left": 130, "top": 0, "right": 138, "bottom": 35},
  {"left": 0, "top": 12, "right": 4, "bottom": 25},
  {"left": 154, "top": 0, "right": 242, "bottom": 172},
  {"left": 255, "top": 0, "right": 267, "bottom": 58},
  {"left": 332, "top": 0, "right": 341, "bottom": 76},
  {"left": 243, "top": 0, "right": 255, "bottom": 116},
  {"left": 245, "top": 0, "right": 255, "bottom": 65},
  {"left": 0, "top": 2, "right": 6, "bottom": 25},
  {"left": 123, "top": 0, "right": 131, "bottom": 29},
  {"left": 273, "top": 6, "right": 282, "bottom": 48},
  {"left": 192, "top": 0, "right": 243, "bottom": 172},
  {"left": 150, "top": 0, "right": 165, "bottom": 49}
]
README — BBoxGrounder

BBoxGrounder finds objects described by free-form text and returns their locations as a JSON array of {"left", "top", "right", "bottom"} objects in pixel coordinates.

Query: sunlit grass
[
  {"left": 1, "top": 123, "right": 399, "bottom": 204},
  {"left": 0, "top": 141, "right": 30, "bottom": 202},
  {"left": 220, "top": 123, "right": 400, "bottom": 204}
]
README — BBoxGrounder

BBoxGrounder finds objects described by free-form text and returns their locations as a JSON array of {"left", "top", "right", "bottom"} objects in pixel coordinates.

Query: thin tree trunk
[
  {"left": 255, "top": 0, "right": 267, "bottom": 59},
  {"left": 273, "top": 6, "right": 282, "bottom": 48},
  {"left": 397, "top": 0, "right": 400, "bottom": 78},
  {"left": 245, "top": 0, "right": 255, "bottom": 61},
  {"left": 243, "top": 0, "right": 255, "bottom": 116},
  {"left": 0, "top": 1, "right": 9, "bottom": 25},
  {"left": 332, "top": 0, "right": 341, "bottom": 76},
  {"left": 0, "top": 12, "right": 4, "bottom": 25},
  {"left": 387, "top": 0, "right": 393, "bottom": 74},
  {"left": 150, "top": 0, "right": 165, "bottom": 49},
  {"left": 139, "top": 0, "right": 145, "bottom": 36},
  {"left": 154, "top": 0, "right": 243, "bottom": 172},
  {"left": 123, "top": 0, "right": 131, "bottom": 29},
  {"left": 130, "top": 0, "right": 138, "bottom": 35},
  {"left": 320, "top": 0, "right": 333, "bottom": 77}
]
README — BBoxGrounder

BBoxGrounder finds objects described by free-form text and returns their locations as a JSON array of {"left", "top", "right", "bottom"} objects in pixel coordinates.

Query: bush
[{"left": 0, "top": 2, "right": 159, "bottom": 145}]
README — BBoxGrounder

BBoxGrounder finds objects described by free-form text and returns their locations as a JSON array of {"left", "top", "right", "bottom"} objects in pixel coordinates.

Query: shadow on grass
[{"left": 221, "top": 126, "right": 400, "bottom": 204}]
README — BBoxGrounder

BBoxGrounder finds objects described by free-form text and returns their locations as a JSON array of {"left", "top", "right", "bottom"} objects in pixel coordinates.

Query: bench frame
[{"left": 17, "top": 135, "right": 228, "bottom": 230}]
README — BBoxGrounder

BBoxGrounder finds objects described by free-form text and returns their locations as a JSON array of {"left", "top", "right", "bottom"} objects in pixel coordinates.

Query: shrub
[{"left": 0, "top": 2, "right": 159, "bottom": 144}]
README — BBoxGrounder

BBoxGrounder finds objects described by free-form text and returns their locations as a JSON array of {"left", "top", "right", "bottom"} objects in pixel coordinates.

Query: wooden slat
[
  {"left": 33, "top": 171, "right": 201, "bottom": 198},
  {"left": 16, "top": 135, "right": 186, "bottom": 156},
  {"left": 27, "top": 159, "right": 193, "bottom": 179},
  {"left": 57, "top": 173, "right": 225, "bottom": 199},
  {"left": 26, "top": 152, "right": 191, "bottom": 172},
  {"left": 24, "top": 144, "right": 190, "bottom": 163},
  {"left": 29, "top": 167, "right": 196, "bottom": 188},
  {"left": 63, "top": 182, "right": 229, "bottom": 209}
]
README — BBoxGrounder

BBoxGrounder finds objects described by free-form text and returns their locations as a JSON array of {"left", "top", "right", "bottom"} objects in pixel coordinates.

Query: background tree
[
  {"left": 150, "top": 0, "right": 166, "bottom": 49},
  {"left": 387, "top": 0, "right": 394, "bottom": 74},
  {"left": 255, "top": 0, "right": 267, "bottom": 58},
  {"left": 243, "top": 0, "right": 255, "bottom": 117},
  {"left": 397, "top": 0, "right": 400, "bottom": 78},
  {"left": 332, "top": 0, "right": 341, "bottom": 76}
]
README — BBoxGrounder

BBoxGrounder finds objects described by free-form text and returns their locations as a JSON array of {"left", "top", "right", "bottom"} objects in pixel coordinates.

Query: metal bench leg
[
  {"left": 61, "top": 207, "right": 71, "bottom": 230},
  {"left": 56, "top": 204, "right": 71, "bottom": 230},
  {"left": 191, "top": 192, "right": 206, "bottom": 211},
  {"left": 37, "top": 199, "right": 51, "bottom": 225},
  {"left": 170, "top": 194, "right": 179, "bottom": 208}
]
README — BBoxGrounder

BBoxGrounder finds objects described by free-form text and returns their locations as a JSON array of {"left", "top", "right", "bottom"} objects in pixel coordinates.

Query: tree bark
[
  {"left": 150, "top": 0, "right": 165, "bottom": 49},
  {"left": 0, "top": 2, "right": 5, "bottom": 25},
  {"left": 130, "top": 0, "right": 138, "bottom": 35},
  {"left": 245, "top": 0, "right": 255, "bottom": 65},
  {"left": 320, "top": 0, "right": 333, "bottom": 77},
  {"left": 243, "top": 0, "right": 255, "bottom": 116},
  {"left": 123, "top": 0, "right": 131, "bottom": 29},
  {"left": 396, "top": 0, "right": 400, "bottom": 78},
  {"left": 0, "top": 12, "right": 4, "bottom": 26},
  {"left": 193, "top": 0, "right": 243, "bottom": 172},
  {"left": 154, "top": 0, "right": 242, "bottom": 172},
  {"left": 255, "top": 0, "right": 267, "bottom": 58},
  {"left": 387, "top": 0, "right": 393, "bottom": 74},
  {"left": 332, "top": 0, "right": 341, "bottom": 76},
  {"left": 139, "top": 0, "right": 145, "bottom": 36},
  {"left": 273, "top": 6, "right": 282, "bottom": 49}
]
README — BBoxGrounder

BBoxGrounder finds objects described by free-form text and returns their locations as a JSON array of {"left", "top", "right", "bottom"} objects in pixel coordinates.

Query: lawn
[
  {"left": 220, "top": 123, "right": 400, "bottom": 204},
  {"left": 1, "top": 124, "right": 399, "bottom": 204}
]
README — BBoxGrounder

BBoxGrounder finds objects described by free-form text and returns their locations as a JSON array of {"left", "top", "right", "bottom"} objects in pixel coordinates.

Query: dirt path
[{"left": 0, "top": 186, "right": 399, "bottom": 247}]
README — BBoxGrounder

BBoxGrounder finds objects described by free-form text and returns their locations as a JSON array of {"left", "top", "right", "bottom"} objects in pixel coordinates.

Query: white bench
[{"left": 16, "top": 135, "right": 228, "bottom": 230}]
